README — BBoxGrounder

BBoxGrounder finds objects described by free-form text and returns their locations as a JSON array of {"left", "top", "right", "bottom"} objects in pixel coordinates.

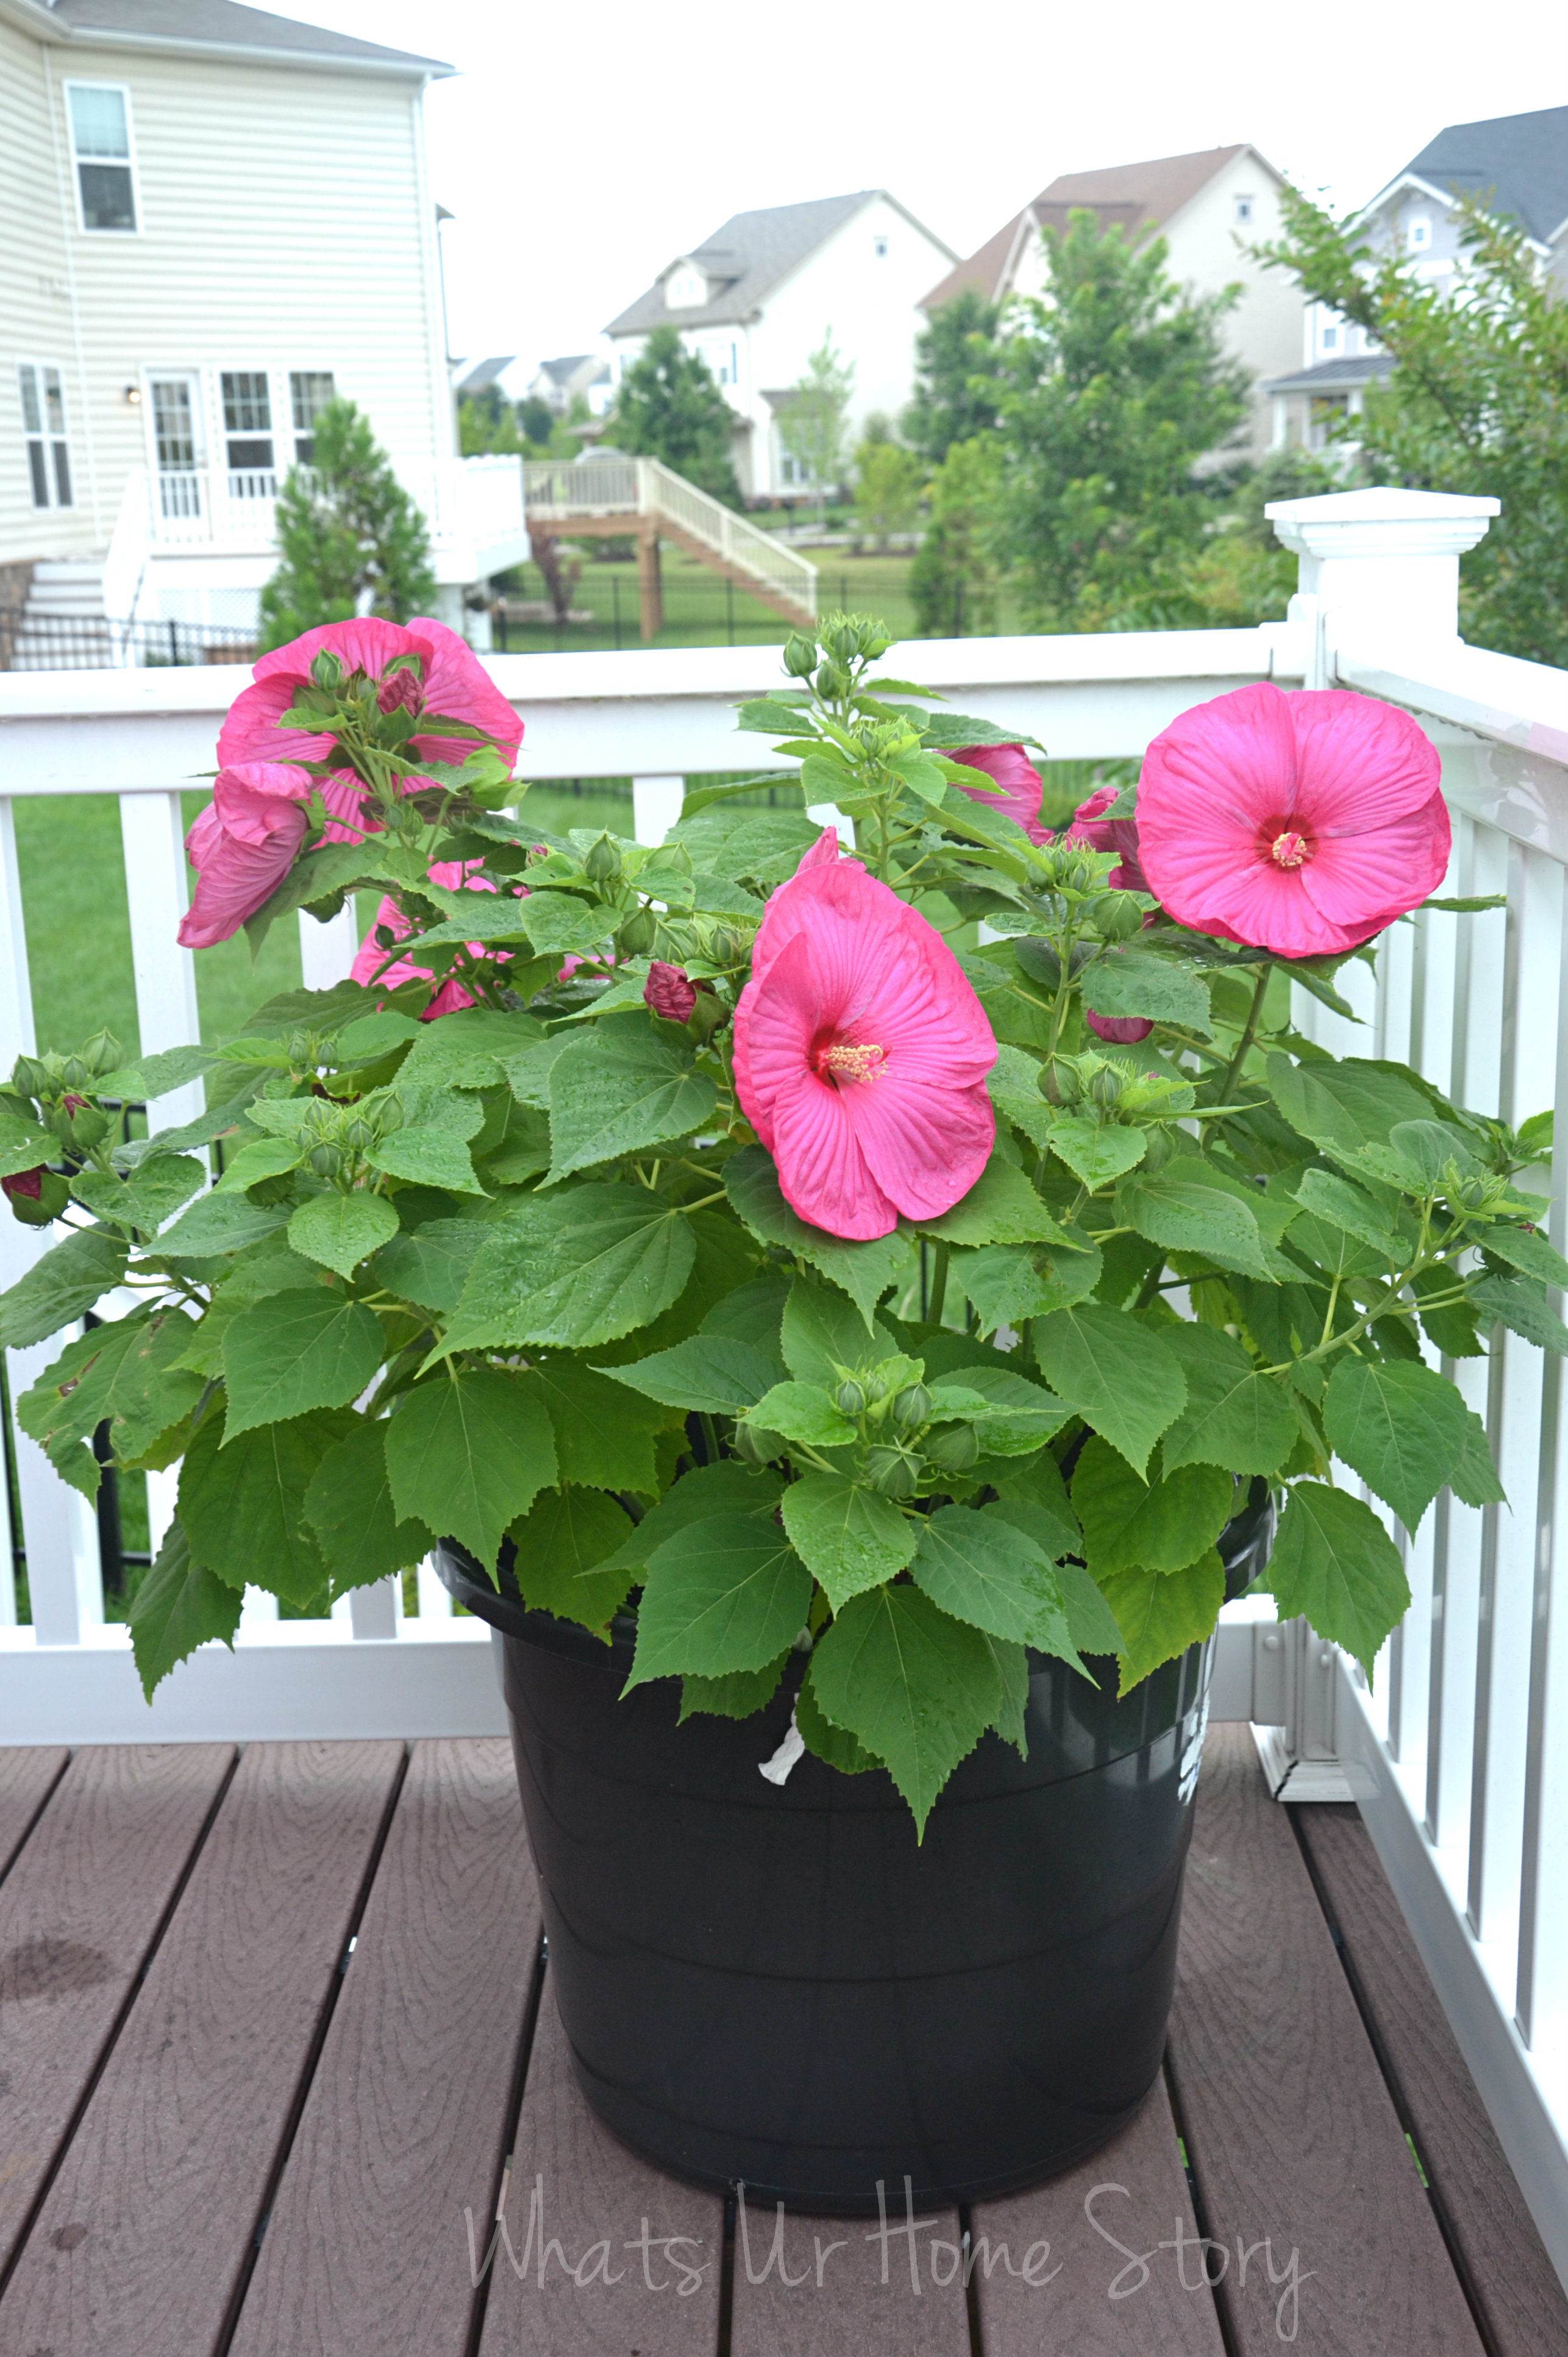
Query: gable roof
[
  {"left": 1364, "top": 106, "right": 1568, "bottom": 248},
  {"left": 605, "top": 190, "right": 956, "bottom": 337},
  {"left": 31, "top": 0, "right": 449, "bottom": 74},
  {"left": 922, "top": 144, "right": 1266, "bottom": 310}
]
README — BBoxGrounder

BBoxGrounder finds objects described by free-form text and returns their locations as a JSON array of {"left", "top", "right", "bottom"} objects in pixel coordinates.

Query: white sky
[{"left": 298, "top": 0, "right": 1566, "bottom": 376}]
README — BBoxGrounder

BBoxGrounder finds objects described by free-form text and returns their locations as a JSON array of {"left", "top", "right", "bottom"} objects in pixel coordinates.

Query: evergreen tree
[
  {"left": 852, "top": 437, "right": 922, "bottom": 549},
  {"left": 996, "top": 212, "right": 1250, "bottom": 630},
  {"left": 608, "top": 326, "right": 743, "bottom": 507},
  {"left": 904, "top": 287, "right": 1003, "bottom": 465},
  {"left": 260, "top": 398, "right": 437, "bottom": 649},
  {"left": 909, "top": 436, "right": 1005, "bottom": 635}
]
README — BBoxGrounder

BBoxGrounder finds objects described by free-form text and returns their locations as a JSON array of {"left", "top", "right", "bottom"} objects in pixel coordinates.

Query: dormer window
[
  {"left": 874, "top": 235, "right": 889, "bottom": 258},
  {"left": 666, "top": 260, "right": 708, "bottom": 310},
  {"left": 1408, "top": 216, "right": 1431, "bottom": 252},
  {"left": 1321, "top": 323, "right": 1339, "bottom": 352},
  {"left": 1233, "top": 194, "right": 1255, "bottom": 226}
]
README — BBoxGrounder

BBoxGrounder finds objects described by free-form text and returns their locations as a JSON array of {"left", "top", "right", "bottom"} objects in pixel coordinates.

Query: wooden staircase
[{"left": 522, "top": 455, "right": 818, "bottom": 639}]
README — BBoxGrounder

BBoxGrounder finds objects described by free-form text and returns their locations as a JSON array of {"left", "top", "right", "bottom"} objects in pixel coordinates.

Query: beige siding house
[
  {"left": 923, "top": 148, "right": 1305, "bottom": 463},
  {"left": 1, "top": 0, "right": 530, "bottom": 646}
]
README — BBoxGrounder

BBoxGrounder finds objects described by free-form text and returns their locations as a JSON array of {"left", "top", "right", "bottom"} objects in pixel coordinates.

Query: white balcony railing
[{"left": 2, "top": 489, "right": 1568, "bottom": 2286}]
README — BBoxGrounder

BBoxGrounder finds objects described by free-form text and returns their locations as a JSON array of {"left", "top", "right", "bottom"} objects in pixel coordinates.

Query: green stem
[
  {"left": 927, "top": 1241, "right": 950, "bottom": 1327},
  {"left": 1216, "top": 963, "right": 1274, "bottom": 1105}
]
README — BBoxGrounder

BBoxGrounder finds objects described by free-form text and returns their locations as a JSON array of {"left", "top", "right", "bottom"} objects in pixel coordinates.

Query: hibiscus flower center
[
  {"left": 812, "top": 1038, "right": 886, "bottom": 1086},
  {"left": 1266, "top": 827, "right": 1312, "bottom": 870}
]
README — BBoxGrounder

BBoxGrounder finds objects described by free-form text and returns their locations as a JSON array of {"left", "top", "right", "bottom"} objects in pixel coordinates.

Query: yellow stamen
[
  {"left": 817, "top": 1041, "right": 885, "bottom": 1083},
  {"left": 1270, "top": 830, "right": 1310, "bottom": 869}
]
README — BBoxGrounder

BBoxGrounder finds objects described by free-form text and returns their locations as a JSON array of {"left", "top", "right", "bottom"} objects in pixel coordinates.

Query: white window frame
[
  {"left": 63, "top": 80, "right": 141, "bottom": 237},
  {"left": 18, "top": 361, "right": 74, "bottom": 511},
  {"left": 873, "top": 234, "right": 889, "bottom": 259},
  {"left": 1408, "top": 215, "right": 1432, "bottom": 252},
  {"left": 1233, "top": 194, "right": 1255, "bottom": 227}
]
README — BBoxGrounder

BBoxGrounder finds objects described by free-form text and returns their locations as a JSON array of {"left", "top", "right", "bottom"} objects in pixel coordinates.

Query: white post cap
[{"left": 1266, "top": 485, "right": 1499, "bottom": 647}]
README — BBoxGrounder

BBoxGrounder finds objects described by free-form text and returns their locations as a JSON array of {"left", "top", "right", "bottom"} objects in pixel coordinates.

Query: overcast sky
[{"left": 299, "top": 0, "right": 1564, "bottom": 375}]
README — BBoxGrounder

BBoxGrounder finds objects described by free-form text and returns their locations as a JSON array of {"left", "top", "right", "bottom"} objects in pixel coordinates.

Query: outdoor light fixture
[{"left": 124, "top": 385, "right": 142, "bottom": 405}]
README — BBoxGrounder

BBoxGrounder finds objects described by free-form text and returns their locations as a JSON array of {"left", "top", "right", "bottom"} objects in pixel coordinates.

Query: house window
[
  {"left": 289, "top": 370, "right": 335, "bottom": 465},
  {"left": 18, "top": 364, "right": 73, "bottom": 508},
  {"left": 66, "top": 84, "right": 137, "bottom": 232},
  {"left": 1321, "top": 324, "right": 1339, "bottom": 352},
  {"left": 221, "top": 372, "right": 274, "bottom": 494},
  {"left": 1408, "top": 216, "right": 1431, "bottom": 252},
  {"left": 874, "top": 235, "right": 889, "bottom": 258},
  {"left": 1233, "top": 194, "right": 1255, "bottom": 226},
  {"left": 667, "top": 262, "right": 707, "bottom": 309}
]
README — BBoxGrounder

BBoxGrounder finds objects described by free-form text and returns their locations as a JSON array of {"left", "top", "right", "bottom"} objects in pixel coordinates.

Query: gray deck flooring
[{"left": 0, "top": 1726, "right": 1563, "bottom": 2355}]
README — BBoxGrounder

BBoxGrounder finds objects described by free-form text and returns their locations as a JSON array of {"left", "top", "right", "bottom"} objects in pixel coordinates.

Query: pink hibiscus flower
[
  {"left": 733, "top": 830, "right": 997, "bottom": 1241},
  {"left": 1136, "top": 684, "right": 1448, "bottom": 958},
  {"left": 949, "top": 743, "right": 1053, "bottom": 847},
  {"left": 351, "top": 861, "right": 511, "bottom": 1020},
  {"left": 179, "top": 763, "right": 318, "bottom": 949},
  {"left": 1069, "top": 782, "right": 1150, "bottom": 893},
  {"left": 217, "top": 615, "right": 522, "bottom": 775}
]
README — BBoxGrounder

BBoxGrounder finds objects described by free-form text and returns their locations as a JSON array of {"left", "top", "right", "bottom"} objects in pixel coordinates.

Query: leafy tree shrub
[
  {"left": 852, "top": 438, "right": 923, "bottom": 549},
  {"left": 260, "top": 398, "right": 437, "bottom": 648},
  {"left": 609, "top": 326, "right": 743, "bottom": 507},
  {"left": 910, "top": 436, "right": 1005, "bottom": 635},
  {"left": 904, "top": 287, "right": 1004, "bottom": 465}
]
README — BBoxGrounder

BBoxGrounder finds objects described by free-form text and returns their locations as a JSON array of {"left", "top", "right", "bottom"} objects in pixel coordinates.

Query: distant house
[
  {"left": 1268, "top": 105, "right": 1568, "bottom": 453},
  {"left": 529, "top": 355, "right": 614, "bottom": 419},
  {"left": 605, "top": 192, "right": 958, "bottom": 501},
  {"left": 2, "top": 0, "right": 531, "bottom": 646},
  {"left": 924, "top": 147, "right": 1304, "bottom": 462}
]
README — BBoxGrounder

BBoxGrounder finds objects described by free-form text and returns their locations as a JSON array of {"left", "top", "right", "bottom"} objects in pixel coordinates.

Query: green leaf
[
  {"left": 1267, "top": 1483, "right": 1412, "bottom": 1680},
  {"left": 157, "top": 1193, "right": 290, "bottom": 1260},
  {"left": 780, "top": 1277, "right": 891, "bottom": 1385},
  {"left": 178, "top": 1406, "right": 346, "bottom": 1605},
  {"left": 679, "top": 1657, "right": 791, "bottom": 1723},
  {"left": 986, "top": 1042, "right": 1055, "bottom": 1154},
  {"left": 1033, "top": 1303, "right": 1186, "bottom": 1478},
  {"left": 939, "top": 1364, "right": 1070, "bottom": 1455},
  {"left": 396, "top": 1005, "right": 538, "bottom": 1089},
  {"left": 508, "top": 1484, "right": 636, "bottom": 1629},
  {"left": 1049, "top": 1548, "right": 1126, "bottom": 1655},
  {"left": 0, "top": 1228, "right": 127, "bottom": 1350},
  {"left": 446, "top": 1183, "right": 696, "bottom": 1353},
  {"left": 951, "top": 1234, "right": 1102, "bottom": 1333},
  {"left": 593, "top": 1460, "right": 783, "bottom": 1574},
  {"left": 1047, "top": 1118, "right": 1148, "bottom": 1191},
  {"left": 597, "top": 1335, "right": 784, "bottom": 1415},
  {"left": 73, "top": 1154, "right": 207, "bottom": 1232},
  {"left": 1292, "top": 1169, "right": 1403, "bottom": 1255},
  {"left": 287, "top": 1189, "right": 401, "bottom": 1280},
  {"left": 543, "top": 1016, "right": 718, "bottom": 1184},
  {"left": 384, "top": 1369, "right": 558, "bottom": 1570},
  {"left": 1116, "top": 1163, "right": 1273, "bottom": 1278},
  {"left": 627, "top": 1514, "right": 813, "bottom": 1687},
  {"left": 520, "top": 1360, "right": 665, "bottom": 1494},
  {"left": 210, "top": 1137, "right": 307, "bottom": 1196},
  {"left": 1081, "top": 949, "right": 1212, "bottom": 1035},
  {"left": 781, "top": 1469, "right": 917, "bottom": 1609},
  {"left": 747, "top": 1382, "right": 858, "bottom": 1448},
  {"left": 94, "top": 1044, "right": 215, "bottom": 1103},
  {"left": 809, "top": 1584, "right": 1006, "bottom": 1836},
  {"left": 910, "top": 1503, "right": 1082, "bottom": 1661},
  {"left": 222, "top": 1288, "right": 386, "bottom": 1440},
  {"left": 1267, "top": 1053, "right": 1450, "bottom": 1165},
  {"left": 304, "top": 1418, "right": 435, "bottom": 1598},
  {"left": 18, "top": 1309, "right": 203, "bottom": 1497},
  {"left": 390, "top": 1084, "right": 488, "bottom": 1141},
  {"left": 735, "top": 694, "right": 813, "bottom": 734},
  {"left": 1450, "top": 1411, "right": 1505, "bottom": 1508},
  {"left": 796, "top": 1665, "right": 882, "bottom": 1770},
  {"left": 1323, "top": 1357, "right": 1472, "bottom": 1530},
  {"left": 1160, "top": 1323, "right": 1299, "bottom": 1476},
  {"left": 991, "top": 1449, "right": 1080, "bottom": 1558},
  {"left": 724, "top": 1147, "right": 907, "bottom": 1332},
  {"left": 127, "top": 1522, "right": 241, "bottom": 1701},
  {"left": 916, "top": 1157, "right": 1070, "bottom": 1247},
  {"left": 1071, "top": 1435, "right": 1234, "bottom": 1573},
  {"left": 1099, "top": 1552, "right": 1225, "bottom": 1693},
  {"left": 700, "top": 1276, "right": 791, "bottom": 1353},
  {"left": 1470, "top": 1272, "right": 1568, "bottom": 1354},
  {"left": 374, "top": 1218, "right": 488, "bottom": 1315},
  {"left": 365, "top": 1127, "right": 486, "bottom": 1196},
  {"left": 1481, "top": 1223, "right": 1568, "bottom": 1291},
  {"left": 0, "top": 1106, "right": 59, "bottom": 1179}
]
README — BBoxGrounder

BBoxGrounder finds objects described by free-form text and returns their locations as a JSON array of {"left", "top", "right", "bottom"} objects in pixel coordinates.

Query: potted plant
[{"left": 3, "top": 612, "right": 1557, "bottom": 2212}]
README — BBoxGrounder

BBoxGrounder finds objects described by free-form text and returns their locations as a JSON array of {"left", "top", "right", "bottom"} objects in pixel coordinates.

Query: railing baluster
[
  {"left": 632, "top": 776, "right": 685, "bottom": 848},
  {"left": 118, "top": 790, "right": 204, "bottom": 1127},
  {"left": 298, "top": 904, "right": 361, "bottom": 990}
]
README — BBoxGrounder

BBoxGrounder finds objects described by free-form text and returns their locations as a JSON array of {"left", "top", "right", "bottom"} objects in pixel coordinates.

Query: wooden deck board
[
  {"left": 0, "top": 1740, "right": 403, "bottom": 2357},
  {"left": 0, "top": 1746, "right": 66, "bottom": 1884},
  {"left": 227, "top": 1738, "right": 541, "bottom": 2357},
  {"left": 1167, "top": 1725, "right": 1487, "bottom": 2356},
  {"left": 969, "top": 2071, "right": 1227, "bottom": 2355},
  {"left": 476, "top": 1981, "right": 724, "bottom": 2355},
  {"left": 1297, "top": 1802, "right": 1568, "bottom": 2357},
  {"left": 727, "top": 2191, "right": 972, "bottom": 2356},
  {"left": 0, "top": 1743, "right": 233, "bottom": 2280}
]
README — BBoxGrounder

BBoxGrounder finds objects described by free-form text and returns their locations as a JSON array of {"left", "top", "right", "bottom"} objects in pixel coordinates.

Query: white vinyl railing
[
  {"left": 1, "top": 487, "right": 1567, "bottom": 2285},
  {"left": 523, "top": 455, "right": 819, "bottom": 617}
]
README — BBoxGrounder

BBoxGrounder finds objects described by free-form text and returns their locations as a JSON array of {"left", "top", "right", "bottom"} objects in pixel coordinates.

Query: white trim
[{"left": 61, "top": 76, "right": 141, "bottom": 238}]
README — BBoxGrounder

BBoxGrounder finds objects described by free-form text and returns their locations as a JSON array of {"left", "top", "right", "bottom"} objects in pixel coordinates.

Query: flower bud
[
  {"left": 66, "top": 1104, "right": 109, "bottom": 1150},
  {"left": 1086, "top": 1009, "right": 1153, "bottom": 1046},
  {"left": 925, "top": 1422, "right": 980, "bottom": 1473},
  {"left": 733, "top": 1419, "right": 783, "bottom": 1465},
  {"left": 585, "top": 834, "right": 622, "bottom": 885},
  {"left": 1139, "top": 1125, "right": 1173, "bottom": 1172},
  {"left": 61, "top": 1057, "right": 90, "bottom": 1091},
  {"left": 1086, "top": 891, "right": 1142, "bottom": 941},
  {"left": 83, "top": 1029, "right": 123, "bottom": 1077},
  {"left": 3, "top": 1166, "right": 43, "bottom": 1202},
  {"left": 309, "top": 651, "right": 343, "bottom": 693},
  {"left": 835, "top": 1378, "right": 868, "bottom": 1417},
  {"left": 688, "top": 986, "right": 730, "bottom": 1042},
  {"left": 864, "top": 1445, "right": 917, "bottom": 1498},
  {"left": 308, "top": 1143, "right": 341, "bottom": 1177},
  {"left": 890, "top": 1383, "right": 933, "bottom": 1432},
  {"left": 1039, "top": 1057, "right": 1080, "bottom": 1107},
  {"left": 344, "top": 1118, "right": 376, "bottom": 1150},
  {"left": 376, "top": 665, "right": 423, "bottom": 718},
  {"left": 5, "top": 1167, "right": 68, "bottom": 1225},
  {"left": 814, "top": 662, "right": 850, "bottom": 701},
  {"left": 11, "top": 1056, "right": 48, "bottom": 1100},
  {"left": 661, "top": 841, "right": 694, "bottom": 878},
  {"left": 618, "top": 905, "right": 657, "bottom": 957},
  {"left": 1086, "top": 1063, "right": 1125, "bottom": 1107},
  {"left": 644, "top": 962, "right": 697, "bottom": 1024},
  {"left": 783, "top": 633, "right": 818, "bottom": 678},
  {"left": 377, "top": 1095, "right": 404, "bottom": 1133}
]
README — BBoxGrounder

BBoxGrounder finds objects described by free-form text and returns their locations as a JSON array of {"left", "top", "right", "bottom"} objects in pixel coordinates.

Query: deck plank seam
[
  {"left": 210, "top": 1740, "right": 415, "bottom": 2357},
  {"left": 0, "top": 1742, "right": 243, "bottom": 2311},
  {"left": 0, "top": 1747, "right": 70, "bottom": 1893},
  {"left": 717, "top": 2191, "right": 737, "bottom": 2357},
  {"left": 1284, "top": 1804, "right": 1506, "bottom": 2357},
  {"left": 461, "top": 1927, "right": 551, "bottom": 2357},
  {"left": 1160, "top": 2050, "right": 1244, "bottom": 2357}
]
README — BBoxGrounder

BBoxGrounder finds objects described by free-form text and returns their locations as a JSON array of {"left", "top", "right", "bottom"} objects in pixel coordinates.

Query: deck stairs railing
[{"left": 1, "top": 488, "right": 1567, "bottom": 2292}]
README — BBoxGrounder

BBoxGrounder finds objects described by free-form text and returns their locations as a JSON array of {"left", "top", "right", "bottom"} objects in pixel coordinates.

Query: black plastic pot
[{"left": 438, "top": 1479, "right": 1274, "bottom": 2213}]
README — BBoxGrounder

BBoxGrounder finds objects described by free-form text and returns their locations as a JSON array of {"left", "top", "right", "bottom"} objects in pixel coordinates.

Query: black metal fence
[{"left": 0, "top": 610, "right": 257, "bottom": 671}]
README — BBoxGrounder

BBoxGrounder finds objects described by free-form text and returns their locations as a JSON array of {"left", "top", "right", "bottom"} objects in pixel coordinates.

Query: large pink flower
[
  {"left": 179, "top": 764, "right": 317, "bottom": 949},
  {"left": 1136, "top": 684, "right": 1448, "bottom": 958},
  {"left": 949, "top": 743, "right": 1053, "bottom": 847},
  {"left": 1069, "top": 782, "right": 1150, "bottom": 893},
  {"left": 733, "top": 830, "right": 997, "bottom": 1241},
  {"left": 218, "top": 616, "right": 522, "bottom": 774}
]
